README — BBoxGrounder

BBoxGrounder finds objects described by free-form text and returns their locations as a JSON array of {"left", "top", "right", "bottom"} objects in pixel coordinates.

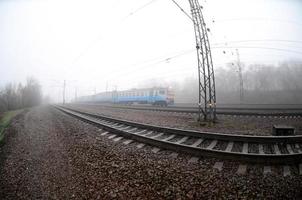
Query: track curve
[{"left": 55, "top": 105, "right": 302, "bottom": 164}]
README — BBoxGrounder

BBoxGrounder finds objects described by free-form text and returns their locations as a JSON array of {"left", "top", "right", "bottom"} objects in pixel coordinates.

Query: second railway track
[
  {"left": 55, "top": 106, "right": 302, "bottom": 164},
  {"left": 91, "top": 104, "right": 302, "bottom": 118}
]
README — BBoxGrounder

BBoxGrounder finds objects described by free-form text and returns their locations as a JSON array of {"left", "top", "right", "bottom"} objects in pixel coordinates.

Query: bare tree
[{"left": 0, "top": 77, "right": 42, "bottom": 112}]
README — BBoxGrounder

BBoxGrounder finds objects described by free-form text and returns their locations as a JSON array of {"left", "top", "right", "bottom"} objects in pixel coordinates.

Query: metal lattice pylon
[
  {"left": 236, "top": 49, "right": 244, "bottom": 104},
  {"left": 188, "top": 0, "right": 216, "bottom": 121}
]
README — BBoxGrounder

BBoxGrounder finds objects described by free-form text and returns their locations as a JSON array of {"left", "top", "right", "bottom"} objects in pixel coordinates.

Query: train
[{"left": 77, "top": 87, "right": 175, "bottom": 106}]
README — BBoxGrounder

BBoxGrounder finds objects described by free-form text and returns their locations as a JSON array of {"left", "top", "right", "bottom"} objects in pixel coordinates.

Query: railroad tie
[
  {"left": 101, "top": 131, "right": 108, "bottom": 136},
  {"left": 242, "top": 143, "right": 248, "bottom": 154},
  {"left": 225, "top": 141, "right": 234, "bottom": 152},
  {"left": 213, "top": 162, "right": 223, "bottom": 171},
  {"left": 191, "top": 139, "right": 204, "bottom": 147},
  {"left": 134, "top": 130, "right": 147, "bottom": 135},
  {"left": 295, "top": 144, "right": 302, "bottom": 153},
  {"left": 274, "top": 144, "right": 281, "bottom": 155},
  {"left": 119, "top": 126, "right": 131, "bottom": 131},
  {"left": 263, "top": 166, "right": 272, "bottom": 175},
  {"left": 259, "top": 144, "right": 265, "bottom": 155},
  {"left": 175, "top": 136, "right": 188, "bottom": 144},
  {"left": 127, "top": 128, "right": 137, "bottom": 133},
  {"left": 286, "top": 144, "right": 294, "bottom": 154},
  {"left": 142, "top": 131, "right": 153, "bottom": 137},
  {"left": 236, "top": 164, "right": 247, "bottom": 175},
  {"left": 113, "top": 137, "right": 123, "bottom": 142},
  {"left": 136, "top": 143, "right": 145, "bottom": 149},
  {"left": 152, "top": 147, "right": 161, "bottom": 153},
  {"left": 108, "top": 134, "right": 116, "bottom": 139},
  {"left": 99, "top": 119, "right": 108, "bottom": 123},
  {"left": 206, "top": 140, "right": 218, "bottom": 150},
  {"left": 151, "top": 132, "right": 164, "bottom": 139},
  {"left": 161, "top": 134, "right": 175, "bottom": 142},
  {"left": 114, "top": 124, "right": 124, "bottom": 129},
  {"left": 123, "top": 139, "right": 133, "bottom": 145},
  {"left": 283, "top": 166, "right": 291, "bottom": 177}
]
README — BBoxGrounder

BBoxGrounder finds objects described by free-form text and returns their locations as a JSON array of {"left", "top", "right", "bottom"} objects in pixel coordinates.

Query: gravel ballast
[{"left": 0, "top": 105, "right": 302, "bottom": 199}]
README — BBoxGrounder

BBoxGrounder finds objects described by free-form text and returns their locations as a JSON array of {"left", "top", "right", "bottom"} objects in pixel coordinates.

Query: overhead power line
[
  {"left": 212, "top": 46, "right": 302, "bottom": 55},
  {"left": 70, "top": 0, "right": 158, "bottom": 66},
  {"left": 214, "top": 18, "right": 302, "bottom": 28},
  {"left": 213, "top": 39, "right": 302, "bottom": 46},
  {"left": 170, "top": 0, "right": 193, "bottom": 21},
  {"left": 126, "top": 0, "right": 158, "bottom": 18},
  {"left": 110, "top": 49, "right": 195, "bottom": 77}
]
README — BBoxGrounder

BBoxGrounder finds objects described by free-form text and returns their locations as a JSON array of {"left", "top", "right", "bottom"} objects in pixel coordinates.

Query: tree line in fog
[
  {"left": 177, "top": 60, "right": 302, "bottom": 104},
  {"left": 0, "top": 77, "right": 42, "bottom": 112},
  {"left": 214, "top": 60, "right": 302, "bottom": 104}
]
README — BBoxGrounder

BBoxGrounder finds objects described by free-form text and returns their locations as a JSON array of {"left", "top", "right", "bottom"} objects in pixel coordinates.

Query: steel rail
[
  {"left": 75, "top": 103, "right": 302, "bottom": 110},
  {"left": 55, "top": 106, "right": 302, "bottom": 164}
]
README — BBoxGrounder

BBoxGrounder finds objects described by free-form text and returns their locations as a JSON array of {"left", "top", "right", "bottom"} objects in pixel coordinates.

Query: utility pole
[
  {"left": 188, "top": 0, "right": 216, "bottom": 122},
  {"left": 63, "top": 80, "right": 66, "bottom": 104},
  {"left": 105, "top": 81, "right": 108, "bottom": 93},
  {"left": 236, "top": 49, "right": 244, "bottom": 104},
  {"left": 74, "top": 87, "right": 77, "bottom": 102}
]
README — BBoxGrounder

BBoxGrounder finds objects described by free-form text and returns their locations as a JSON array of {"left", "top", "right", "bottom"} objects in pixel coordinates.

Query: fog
[
  {"left": 173, "top": 60, "right": 302, "bottom": 104},
  {"left": 1, "top": 0, "right": 302, "bottom": 104}
]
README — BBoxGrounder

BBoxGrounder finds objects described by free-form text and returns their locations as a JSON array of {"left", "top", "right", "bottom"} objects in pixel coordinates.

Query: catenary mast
[{"left": 188, "top": 0, "right": 216, "bottom": 121}]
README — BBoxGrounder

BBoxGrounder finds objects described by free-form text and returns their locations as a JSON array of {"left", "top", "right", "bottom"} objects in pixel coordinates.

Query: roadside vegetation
[
  {"left": 0, "top": 77, "right": 41, "bottom": 142},
  {"left": 0, "top": 110, "right": 23, "bottom": 142},
  {"left": 0, "top": 77, "right": 42, "bottom": 113}
]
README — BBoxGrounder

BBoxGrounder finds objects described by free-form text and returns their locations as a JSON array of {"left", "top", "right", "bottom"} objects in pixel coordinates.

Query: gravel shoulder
[
  {"left": 66, "top": 104, "right": 302, "bottom": 136},
  {"left": 0, "top": 105, "right": 301, "bottom": 199}
]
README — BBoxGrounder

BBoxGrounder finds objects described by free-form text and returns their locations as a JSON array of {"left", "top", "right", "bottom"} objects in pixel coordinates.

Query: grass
[{"left": 0, "top": 109, "right": 23, "bottom": 143}]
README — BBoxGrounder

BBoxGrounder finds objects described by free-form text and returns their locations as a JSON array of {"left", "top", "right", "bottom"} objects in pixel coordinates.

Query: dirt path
[{"left": 0, "top": 106, "right": 301, "bottom": 199}]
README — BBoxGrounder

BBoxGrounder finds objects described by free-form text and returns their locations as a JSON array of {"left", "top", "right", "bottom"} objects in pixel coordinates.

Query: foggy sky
[{"left": 1, "top": 0, "right": 302, "bottom": 102}]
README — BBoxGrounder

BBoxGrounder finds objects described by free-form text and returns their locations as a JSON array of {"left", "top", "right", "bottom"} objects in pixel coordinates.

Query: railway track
[
  {"left": 55, "top": 105, "right": 302, "bottom": 164},
  {"left": 77, "top": 103, "right": 302, "bottom": 118}
]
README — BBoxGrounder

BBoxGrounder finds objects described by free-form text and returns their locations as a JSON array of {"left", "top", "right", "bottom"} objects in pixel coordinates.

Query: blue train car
[
  {"left": 113, "top": 87, "right": 174, "bottom": 106},
  {"left": 77, "top": 87, "right": 174, "bottom": 106}
]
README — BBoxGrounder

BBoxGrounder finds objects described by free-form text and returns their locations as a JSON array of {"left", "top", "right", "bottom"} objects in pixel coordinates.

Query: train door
[
  {"left": 112, "top": 90, "right": 118, "bottom": 103},
  {"left": 149, "top": 89, "right": 154, "bottom": 104}
]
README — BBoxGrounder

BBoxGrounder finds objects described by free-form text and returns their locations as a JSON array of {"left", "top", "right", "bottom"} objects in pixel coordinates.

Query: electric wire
[
  {"left": 170, "top": 0, "right": 193, "bottom": 21},
  {"left": 213, "top": 39, "right": 302, "bottom": 46},
  {"left": 70, "top": 0, "right": 158, "bottom": 66},
  {"left": 212, "top": 46, "right": 302, "bottom": 55},
  {"left": 109, "top": 48, "right": 195, "bottom": 77},
  {"left": 214, "top": 18, "right": 302, "bottom": 28},
  {"left": 124, "top": 0, "right": 158, "bottom": 19}
]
